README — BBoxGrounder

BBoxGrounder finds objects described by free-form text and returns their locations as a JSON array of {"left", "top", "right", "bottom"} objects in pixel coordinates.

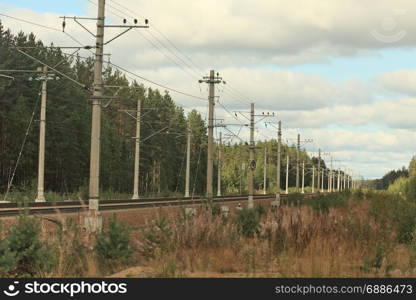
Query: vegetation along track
[{"left": 0, "top": 193, "right": 318, "bottom": 217}]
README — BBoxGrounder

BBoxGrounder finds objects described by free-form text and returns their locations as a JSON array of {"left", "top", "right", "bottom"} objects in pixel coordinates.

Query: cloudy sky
[{"left": 1, "top": 0, "right": 416, "bottom": 179}]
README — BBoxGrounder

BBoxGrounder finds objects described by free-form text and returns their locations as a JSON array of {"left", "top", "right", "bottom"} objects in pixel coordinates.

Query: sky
[{"left": 1, "top": 0, "right": 416, "bottom": 179}]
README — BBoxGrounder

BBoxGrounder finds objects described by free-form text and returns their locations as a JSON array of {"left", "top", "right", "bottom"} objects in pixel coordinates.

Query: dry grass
[
  {"left": 116, "top": 198, "right": 416, "bottom": 278},
  {"left": 3, "top": 191, "right": 416, "bottom": 278}
]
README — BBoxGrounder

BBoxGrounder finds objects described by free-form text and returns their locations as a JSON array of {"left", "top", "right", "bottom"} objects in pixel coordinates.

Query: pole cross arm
[{"left": 89, "top": 95, "right": 119, "bottom": 100}]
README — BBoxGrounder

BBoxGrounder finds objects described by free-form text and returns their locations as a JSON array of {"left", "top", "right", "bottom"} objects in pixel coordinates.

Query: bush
[
  {"left": 139, "top": 216, "right": 172, "bottom": 259},
  {"left": 0, "top": 239, "right": 16, "bottom": 276},
  {"left": 405, "top": 176, "right": 416, "bottom": 202},
  {"left": 308, "top": 192, "right": 348, "bottom": 213},
  {"left": 287, "top": 193, "right": 303, "bottom": 206},
  {"left": 95, "top": 214, "right": 134, "bottom": 272},
  {"left": 388, "top": 177, "right": 409, "bottom": 195},
  {"left": 369, "top": 192, "right": 416, "bottom": 244},
  {"left": 6, "top": 214, "right": 54, "bottom": 276},
  {"left": 235, "top": 206, "right": 264, "bottom": 237}
]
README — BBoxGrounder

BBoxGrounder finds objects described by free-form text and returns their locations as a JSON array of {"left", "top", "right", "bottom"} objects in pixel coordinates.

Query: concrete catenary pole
[
  {"left": 327, "top": 167, "right": 331, "bottom": 193},
  {"left": 206, "top": 70, "right": 215, "bottom": 199},
  {"left": 296, "top": 134, "right": 300, "bottom": 191},
  {"left": 301, "top": 161, "right": 305, "bottom": 193},
  {"left": 321, "top": 169, "right": 324, "bottom": 192},
  {"left": 330, "top": 157, "right": 333, "bottom": 192},
  {"left": 248, "top": 103, "right": 255, "bottom": 208},
  {"left": 312, "top": 165, "right": 315, "bottom": 193},
  {"left": 276, "top": 121, "right": 282, "bottom": 196},
  {"left": 285, "top": 155, "right": 289, "bottom": 194},
  {"left": 343, "top": 168, "right": 346, "bottom": 190},
  {"left": 132, "top": 97, "right": 142, "bottom": 200},
  {"left": 263, "top": 147, "right": 267, "bottom": 195},
  {"left": 337, "top": 168, "right": 341, "bottom": 191},
  {"left": 317, "top": 149, "right": 321, "bottom": 192},
  {"left": 184, "top": 121, "right": 191, "bottom": 198},
  {"left": 88, "top": 0, "right": 105, "bottom": 219},
  {"left": 35, "top": 66, "right": 48, "bottom": 202},
  {"left": 217, "top": 132, "right": 222, "bottom": 197}
]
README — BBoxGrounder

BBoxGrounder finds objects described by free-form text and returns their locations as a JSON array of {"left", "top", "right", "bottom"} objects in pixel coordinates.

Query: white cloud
[
  {"left": 378, "top": 70, "right": 416, "bottom": 95},
  {"left": 1, "top": 1, "right": 416, "bottom": 179}
]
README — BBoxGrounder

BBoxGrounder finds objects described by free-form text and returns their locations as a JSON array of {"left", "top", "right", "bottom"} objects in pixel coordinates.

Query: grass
[{"left": 1, "top": 189, "right": 416, "bottom": 277}]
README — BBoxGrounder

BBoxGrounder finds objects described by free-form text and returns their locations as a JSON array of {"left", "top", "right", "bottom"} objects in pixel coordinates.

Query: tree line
[{"left": 1, "top": 25, "right": 327, "bottom": 200}]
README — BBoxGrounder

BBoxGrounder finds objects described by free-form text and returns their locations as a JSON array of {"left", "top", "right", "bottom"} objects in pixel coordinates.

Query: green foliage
[
  {"left": 405, "top": 175, "right": 416, "bottom": 202},
  {"left": 235, "top": 206, "right": 265, "bottom": 237},
  {"left": 352, "top": 188, "right": 365, "bottom": 200},
  {"left": 409, "top": 156, "right": 416, "bottom": 178},
  {"left": 287, "top": 193, "right": 303, "bottom": 206},
  {"left": 5, "top": 214, "right": 54, "bottom": 277},
  {"left": 387, "top": 176, "right": 409, "bottom": 194},
  {"left": 140, "top": 216, "right": 172, "bottom": 259},
  {"left": 369, "top": 192, "right": 416, "bottom": 244},
  {"left": 0, "top": 238, "right": 16, "bottom": 276},
  {"left": 95, "top": 214, "right": 134, "bottom": 272},
  {"left": 361, "top": 242, "right": 387, "bottom": 273},
  {"left": 309, "top": 191, "right": 349, "bottom": 212}
]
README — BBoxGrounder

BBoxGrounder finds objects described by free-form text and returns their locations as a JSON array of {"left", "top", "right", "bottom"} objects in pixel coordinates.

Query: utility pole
[
  {"left": 301, "top": 161, "right": 305, "bottom": 193},
  {"left": 312, "top": 165, "right": 315, "bottom": 193},
  {"left": 132, "top": 98, "right": 142, "bottom": 200},
  {"left": 321, "top": 169, "right": 324, "bottom": 192},
  {"left": 263, "top": 147, "right": 267, "bottom": 195},
  {"left": 81, "top": 0, "right": 148, "bottom": 231},
  {"left": 87, "top": 0, "right": 106, "bottom": 223},
  {"left": 0, "top": 68, "right": 56, "bottom": 202},
  {"left": 317, "top": 149, "right": 321, "bottom": 192},
  {"left": 239, "top": 162, "right": 244, "bottom": 195},
  {"left": 35, "top": 66, "right": 48, "bottom": 202},
  {"left": 248, "top": 103, "right": 255, "bottom": 208},
  {"left": 327, "top": 168, "right": 331, "bottom": 193},
  {"left": 337, "top": 168, "right": 341, "bottom": 191},
  {"left": 200, "top": 70, "right": 222, "bottom": 199},
  {"left": 285, "top": 155, "right": 289, "bottom": 194},
  {"left": 276, "top": 121, "right": 282, "bottom": 197},
  {"left": 235, "top": 105, "right": 273, "bottom": 207},
  {"left": 296, "top": 134, "right": 300, "bottom": 191},
  {"left": 343, "top": 168, "right": 346, "bottom": 190},
  {"left": 330, "top": 157, "right": 333, "bottom": 192},
  {"left": 217, "top": 132, "right": 222, "bottom": 197},
  {"left": 185, "top": 122, "right": 191, "bottom": 197}
]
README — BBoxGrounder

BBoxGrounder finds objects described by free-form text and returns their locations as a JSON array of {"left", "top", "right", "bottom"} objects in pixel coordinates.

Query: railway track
[{"left": 0, "top": 193, "right": 317, "bottom": 217}]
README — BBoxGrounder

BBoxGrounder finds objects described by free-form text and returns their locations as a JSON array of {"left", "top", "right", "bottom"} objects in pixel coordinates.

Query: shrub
[
  {"left": 369, "top": 192, "right": 416, "bottom": 244},
  {"left": 235, "top": 206, "right": 264, "bottom": 237},
  {"left": 388, "top": 177, "right": 409, "bottom": 195},
  {"left": 95, "top": 214, "right": 134, "bottom": 272},
  {"left": 287, "top": 193, "right": 303, "bottom": 206},
  {"left": 405, "top": 175, "right": 416, "bottom": 202},
  {"left": 7, "top": 214, "right": 54, "bottom": 277},
  {"left": 139, "top": 216, "right": 172, "bottom": 259},
  {"left": 0, "top": 239, "right": 16, "bottom": 276}
]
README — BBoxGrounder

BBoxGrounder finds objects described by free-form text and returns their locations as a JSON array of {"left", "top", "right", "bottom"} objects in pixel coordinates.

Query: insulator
[
  {"left": 134, "top": 19, "right": 138, "bottom": 24},
  {"left": 145, "top": 19, "right": 149, "bottom": 24},
  {"left": 123, "top": 18, "right": 127, "bottom": 24}
]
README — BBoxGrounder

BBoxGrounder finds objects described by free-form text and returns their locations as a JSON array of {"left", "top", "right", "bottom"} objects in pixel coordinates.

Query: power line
[
  {"left": 108, "top": 0, "right": 204, "bottom": 74},
  {"left": 108, "top": 61, "right": 207, "bottom": 101},
  {"left": 0, "top": 12, "right": 61, "bottom": 31},
  {"left": 98, "top": 1, "right": 201, "bottom": 82}
]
